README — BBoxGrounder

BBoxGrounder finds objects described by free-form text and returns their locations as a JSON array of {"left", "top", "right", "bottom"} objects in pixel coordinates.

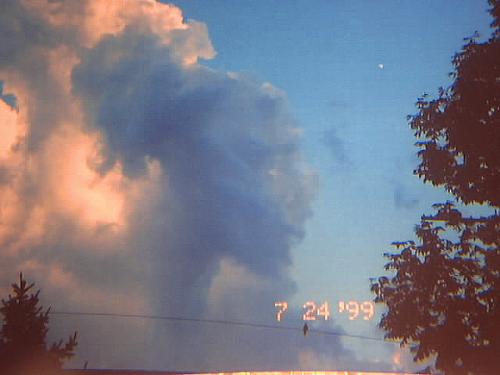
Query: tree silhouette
[
  {"left": 371, "top": 1, "right": 499, "bottom": 374},
  {"left": 0, "top": 273, "right": 77, "bottom": 375}
]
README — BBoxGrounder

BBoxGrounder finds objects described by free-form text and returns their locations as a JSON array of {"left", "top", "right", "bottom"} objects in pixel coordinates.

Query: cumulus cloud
[
  {"left": 0, "top": 0, "right": 413, "bottom": 371},
  {"left": 0, "top": 0, "right": 336, "bottom": 370}
]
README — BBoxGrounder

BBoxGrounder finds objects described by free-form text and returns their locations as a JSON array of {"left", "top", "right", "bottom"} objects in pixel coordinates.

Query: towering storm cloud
[{"left": 0, "top": 0, "right": 384, "bottom": 371}]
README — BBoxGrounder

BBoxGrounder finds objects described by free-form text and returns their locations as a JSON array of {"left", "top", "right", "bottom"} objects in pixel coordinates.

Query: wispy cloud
[
  {"left": 322, "top": 128, "right": 350, "bottom": 166},
  {"left": 393, "top": 184, "right": 420, "bottom": 210}
]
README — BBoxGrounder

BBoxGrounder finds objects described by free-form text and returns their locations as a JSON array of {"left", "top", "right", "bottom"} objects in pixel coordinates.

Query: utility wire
[{"left": 50, "top": 311, "right": 394, "bottom": 344}]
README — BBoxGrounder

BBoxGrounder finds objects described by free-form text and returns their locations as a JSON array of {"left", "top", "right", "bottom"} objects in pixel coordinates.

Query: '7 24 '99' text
[{"left": 274, "top": 300, "right": 375, "bottom": 322}]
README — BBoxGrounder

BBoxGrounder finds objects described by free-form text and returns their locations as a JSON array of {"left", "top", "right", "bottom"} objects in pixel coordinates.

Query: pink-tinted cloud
[{"left": 22, "top": 0, "right": 215, "bottom": 63}]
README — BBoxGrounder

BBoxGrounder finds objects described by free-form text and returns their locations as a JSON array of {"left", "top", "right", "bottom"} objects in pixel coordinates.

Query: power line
[{"left": 50, "top": 311, "right": 393, "bottom": 344}]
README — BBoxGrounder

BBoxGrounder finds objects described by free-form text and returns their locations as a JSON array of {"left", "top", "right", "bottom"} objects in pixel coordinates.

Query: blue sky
[{"left": 172, "top": 0, "right": 493, "bottom": 359}]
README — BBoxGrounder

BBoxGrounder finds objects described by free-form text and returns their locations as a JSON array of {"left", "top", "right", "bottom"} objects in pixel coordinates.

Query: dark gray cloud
[
  {"left": 0, "top": 0, "right": 57, "bottom": 68},
  {"left": 66, "top": 29, "right": 320, "bottom": 368},
  {"left": 72, "top": 29, "right": 311, "bottom": 275}
]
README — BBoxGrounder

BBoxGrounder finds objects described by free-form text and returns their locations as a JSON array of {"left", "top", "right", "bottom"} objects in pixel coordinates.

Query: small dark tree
[
  {"left": 0, "top": 273, "right": 77, "bottom": 375},
  {"left": 371, "top": 1, "right": 499, "bottom": 374}
]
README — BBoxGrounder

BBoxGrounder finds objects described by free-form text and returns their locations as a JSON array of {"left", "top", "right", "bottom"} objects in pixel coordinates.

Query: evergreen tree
[{"left": 0, "top": 273, "right": 77, "bottom": 375}]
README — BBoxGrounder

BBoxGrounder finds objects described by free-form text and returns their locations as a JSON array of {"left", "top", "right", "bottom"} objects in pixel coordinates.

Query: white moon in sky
[{"left": 378, "top": 64, "right": 384, "bottom": 69}]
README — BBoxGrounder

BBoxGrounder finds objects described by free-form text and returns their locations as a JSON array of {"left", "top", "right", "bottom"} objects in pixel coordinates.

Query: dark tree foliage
[
  {"left": 372, "top": 204, "right": 499, "bottom": 374},
  {"left": 0, "top": 273, "right": 77, "bottom": 375},
  {"left": 372, "top": 1, "right": 499, "bottom": 374},
  {"left": 409, "top": 1, "right": 500, "bottom": 206}
]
